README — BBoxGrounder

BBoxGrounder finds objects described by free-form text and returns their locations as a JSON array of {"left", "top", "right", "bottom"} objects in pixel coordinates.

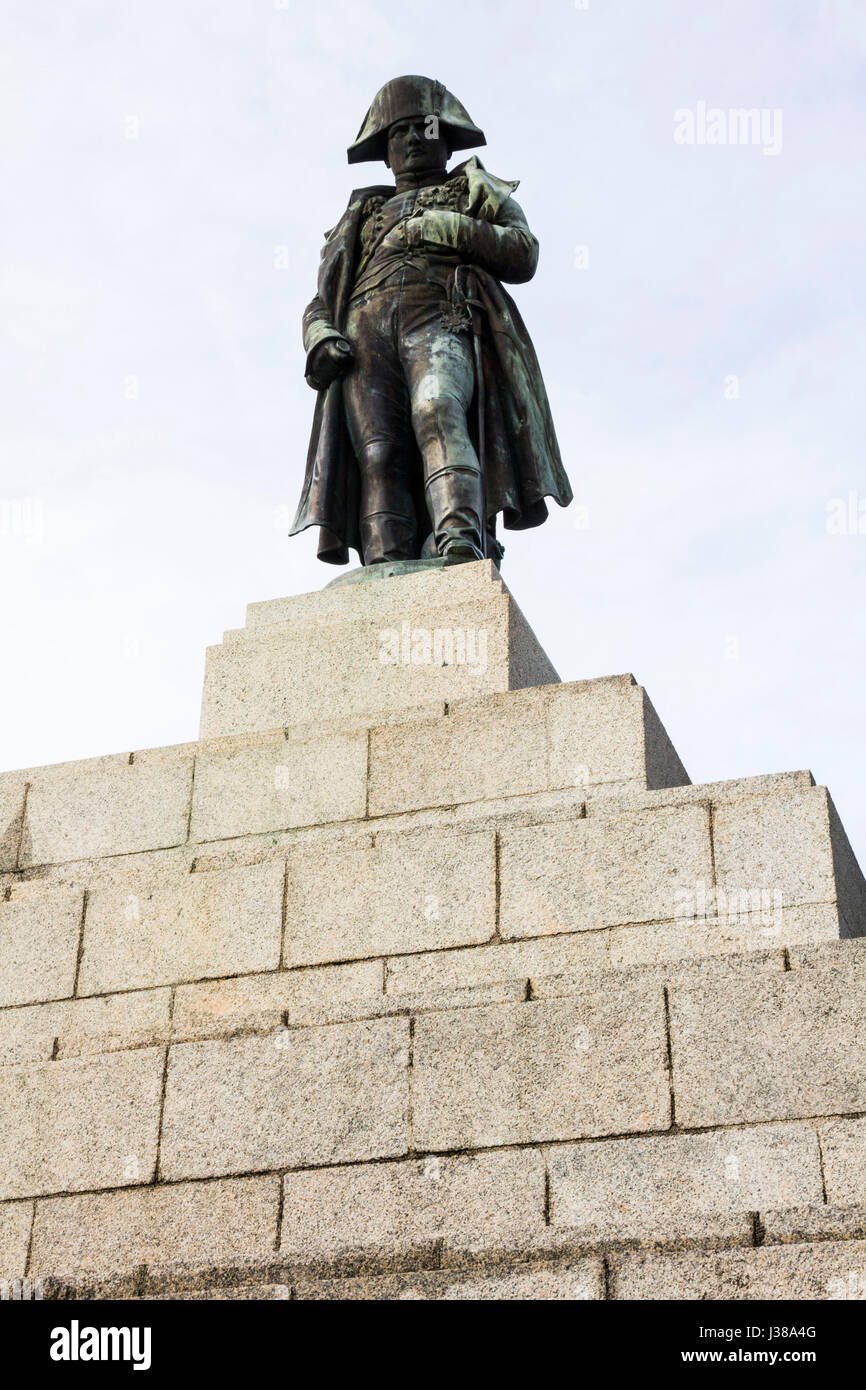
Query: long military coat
[{"left": 290, "top": 157, "right": 572, "bottom": 563}]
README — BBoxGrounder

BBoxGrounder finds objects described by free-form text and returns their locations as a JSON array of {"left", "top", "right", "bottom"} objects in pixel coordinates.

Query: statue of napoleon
[{"left": 290, "top": 75, "right": 572, "bottom": 568}]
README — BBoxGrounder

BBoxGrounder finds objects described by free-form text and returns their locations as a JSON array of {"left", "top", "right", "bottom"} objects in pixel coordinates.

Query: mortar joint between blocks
[
  {"left": 14, "top": 782, "right": 31, "bottom": 872},
  {"left": 71, "top": 889, "right": 89, "bottom": 997},
  {"left": 662, "top": 984, "right": 678, "bottom": 1131}
]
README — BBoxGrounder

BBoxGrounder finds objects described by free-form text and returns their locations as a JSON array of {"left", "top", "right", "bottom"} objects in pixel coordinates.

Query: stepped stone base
[
  {"left": 1, "top": 561, "right": 865, "bottom": 1300},
  {"left": 199, "top": 560, "right": 559, "bottom": 739}
]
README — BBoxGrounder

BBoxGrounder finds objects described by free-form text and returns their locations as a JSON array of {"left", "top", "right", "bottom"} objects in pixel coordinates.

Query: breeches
[{"left": 342, "top": 281, "right": 483, "bottom": 563}]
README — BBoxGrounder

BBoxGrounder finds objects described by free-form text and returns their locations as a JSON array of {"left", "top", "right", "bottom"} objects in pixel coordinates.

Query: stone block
[
  {"left": 369, "top": 690, "right": 550, "bottom": 817},
  {"left": 761, "top": 1204, "right": 866, "bottom": 1246},
  {"left": 0, "top": 989, "right": 171, "bottom": 1064},
  {"left": 0, "top": 1003, "right": 60, "bottom": 1065},
  {"left": 160, "top": 1017, "right": 409, "bottom": 1180},
  {"left": 819, "top": 1117, "right": 866, "bottom": 1206},
  {"left": 295, "top": 1259, "right": 603, "bottom": 1300},
  {"left": 56, "top": 989, "right": 172, "bottom": 1057},
  {"left": 190, "top": 731, "right": 367, "bottom": 842},
  {"left": 0, "top": 1201, "right": 32, "bottom": 1280},
  {"left": 0, "top": 884, "right": 83, "bottom": 1008},
  {"left": 549, "top": 1123, "right": 822, "bottom": 1238},
  {"left": 584, "top": 769, "right": 815, "bottom": 818},
  {"left": 78, "top": 861, "right": 284, "bottom": 994},
  {"left": 499, "top": 803, "right": 711, "bottom": 939},
  {"left": 544, "top": 682, "right": 687, "bottom": 792},
  {"left": 144, "top": 1283, "right": 291, "bottom": 1300},
  {"left": 385, "top": 930, "right": 610, "bottom": 996},
  {"left": 606, "top": 905, "right": 841, "bottom": 968},
  {"left": 280, "top": 1148, "right": 545, "bottom": 1256},
  {"left": 412, "top": 985, "right": 669, "bottom": 1150},
  {"left": 172, "top": 960, "right": 385, "bottom": 1039},
  {"left": 284, "top": 828, "right": 495, "bottom": 967},
  {"left": 0, "top": 774, "right": 27, "bottom": 872},
  {"left": 245, "top": 559, "right": 505, "bottom": 632},
  {"left": 531, "top": 948, "right": 785, "bottom": 1005},
  {"left": 30, "top": 1174, "right": 280, "bottom": 1277},
  {"left": 612, "top": 1239, "right": 866, "bottom": 1300},
  {"left": 828, "top": 795, "right": 866, "bottom": 934},
  {"left": 21, "top": 754, "right": 193, "bottom": 867},
  {"left": 787, "top": 938, "right": 866, "bottom": 974},
  {"left": 0, "top": 1048, "right": 164, "bottom": 1199},
  {"left": 368, "top": 677, "right": 687, "bottom": 818},
  {"left": 200, "top": 562, "right": 559, "bottom": 739},
  {"left": 712, "top": 785, "right": 849, "bottom": 916},
  {"left": 669, "top": 958, "right": 866, "bottom": 1128}
]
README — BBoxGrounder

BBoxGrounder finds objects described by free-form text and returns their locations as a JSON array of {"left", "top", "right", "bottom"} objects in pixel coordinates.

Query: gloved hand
[{"left": 307, "top": 336, "right": 354, "bottom": 390}]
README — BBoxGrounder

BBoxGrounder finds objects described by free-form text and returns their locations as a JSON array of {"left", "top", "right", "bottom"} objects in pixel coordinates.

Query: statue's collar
[
  {"left": 349, "top": 157, "right": 519, "bottom": 220},
  {"left": 394, "top": 167, "right": 448, "bottom": 194}
]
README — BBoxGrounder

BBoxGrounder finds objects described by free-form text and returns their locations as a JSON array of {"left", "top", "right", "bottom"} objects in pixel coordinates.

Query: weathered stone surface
[
  {"left": 0, "top": 988, "right": 171, "bottom": 1064},
  {"left": 641, "top": 690, "right": 692, "bottom": 790},
  {"left": 612, "top": 1239, "right": 866, "bottom": 1300},
  {"left": 200, "top": 562, "right": 559, "bottom": 739},
  {"left": 368, "top": 677, "right": 678, "bottom": 817},
  {"left": 590, "top": 769, "right": 816, "bottom": 810},
  {"left": 160, "top": 1018, "right": 409, "bottom": 1179},
  {"left": 56, "top": 989, "right": 172, "bottom": 1057},
  {"left": 606, "top": 905, "right": 841, "bottom": 967},
  {"left": 172, "top": 960, "right": 384, "bottom": 1038},
  {"left": 549, "top": 1123, "right": 822, "bottom": 1237},
  {"left": 284, "top": 828, "right": 495, "bottom": 966},
  {"left": 0, "top": 1048, "right": 164, "bottom": 1199},
  {"left": 173, "top": 968, "right": 523, "bottom": 1038},
  {"left": 761, "top": 1203, "right": 866, "bottom": 1246},
  {"left": 499, "top": 804, "right": 711, "bottom": 939},
  {"left": 22, "top": 755, "right": 194, "bottom": 867},
  {"left": 245, "top": 559, "right": 504, "bottom": 631},
  {"left": 788, "top": 936, "right": 866, "bottom": 975},
  {"left": 280, "top": 1149, "right": 545, "bottom": 1256},
  {"left": 190, "top": 730, "right": 367, "bottom": 842},
  {"left": 819, "top": 1117, "right": 866, "bottom": 1206},
  {"left": 294, "top": 1258, "right": 603, "bottom": 1300},
  {"left": 30, "top": 1175, "right": 280, "bottom": 1276},
  {"left": 0, "top": 1003, "right": 60, "bottom": 1065},
  {"left": 386, "top": 927, "right": 788, "bottom": 1002},
  {"left": 669, "top": 960, "right": 866, "bottom": 1127},
  {"left": 413, "top": 986, "right": 669, "bottom": 1150},
  {"left": 0, "top": 775, "right": 27, "bottom": 872},
  {"left": 532, "top": 948, "right": 785, "bottom": 1004},
  {"left": 712, "top": 786, "right": 840, "bottom": 912},
  {"left": 385, "top": 930, "right": 610, "bottom": 996},
  {"left": 0, "top": 1200, "right": 32, "bottom": 1279},
  {"left": 382, "top": 980, "right": 528, "bottom": 1018},
  {"left": 544, "top": 682, "right": 687, "bottom": 794},
  {"left": 143, "top": 1282, "right": 291, "bottom": 1300},
  {"left": 79, "top": 861, "right": 284, "bottom": 995},
  {"left": 201, "top": 596, "right": 556, "bottom": 740},
  {"left": 0, "top": 885, "right": 83, "bottom": 1008},
  {"left": 369, "top": 693, "right": 548, "bottom": 816},
  {"left": 828, "top": 795, "right": 866, "bottom": 935}
]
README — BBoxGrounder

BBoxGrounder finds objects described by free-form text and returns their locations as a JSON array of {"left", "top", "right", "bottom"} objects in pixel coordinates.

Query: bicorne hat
[{"left": 347, "top": 75, "right": 486, "bottom": 164}]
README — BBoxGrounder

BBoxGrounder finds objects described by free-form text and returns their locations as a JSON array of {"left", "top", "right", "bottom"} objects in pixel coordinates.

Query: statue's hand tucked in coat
[{"left": 404, "top": 198, "right": 538, "bottom": 285}]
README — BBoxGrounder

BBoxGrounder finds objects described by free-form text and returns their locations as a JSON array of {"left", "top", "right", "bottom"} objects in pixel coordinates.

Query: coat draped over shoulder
[{"left": 290, "top": 158, "right": 572, "bottom": 564}]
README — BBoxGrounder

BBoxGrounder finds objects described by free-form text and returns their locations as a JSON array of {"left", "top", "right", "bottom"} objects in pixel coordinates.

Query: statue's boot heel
[{"left": 359, "top": 512, "right": 417, "bottom": 565}]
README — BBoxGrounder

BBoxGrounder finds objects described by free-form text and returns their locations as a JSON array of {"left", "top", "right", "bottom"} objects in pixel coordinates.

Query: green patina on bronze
[{"left": 291, "top": 75, "right": 573, "bottom": 568}]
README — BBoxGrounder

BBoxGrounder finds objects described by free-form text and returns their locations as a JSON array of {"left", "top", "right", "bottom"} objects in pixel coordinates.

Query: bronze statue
[{"left": 291, "top": 76, "right": 572, "bottom": 567}]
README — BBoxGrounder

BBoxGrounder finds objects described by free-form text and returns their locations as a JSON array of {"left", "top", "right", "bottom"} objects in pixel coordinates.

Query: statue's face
[{"left": 386, "top": 117, "right": 449, "bottom": 176}]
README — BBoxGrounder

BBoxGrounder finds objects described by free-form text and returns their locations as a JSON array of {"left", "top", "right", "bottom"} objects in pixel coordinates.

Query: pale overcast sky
[{"left": 2, "top": 0, "right": 865, "bottom": 863}]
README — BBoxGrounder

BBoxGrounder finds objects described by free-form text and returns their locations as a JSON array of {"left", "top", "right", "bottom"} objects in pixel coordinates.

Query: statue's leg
[
  {"left": 403, "top": 323, "right": 484, "bottom": 560},
  {"left": 343, "top": 296, "right": 417, "bottom": 564}
]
